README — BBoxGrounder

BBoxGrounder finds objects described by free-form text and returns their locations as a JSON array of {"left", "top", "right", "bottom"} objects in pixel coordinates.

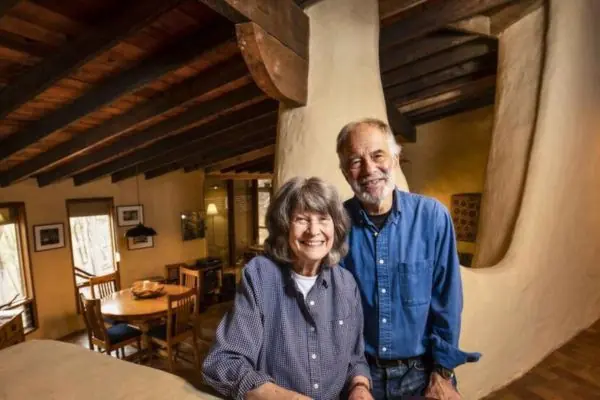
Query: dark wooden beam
[
  {"left": 379, "top": 0, "right": 426, "bottom": 23},
  {"left": 197, "top": 0, "right": 308, "bottom": 59},
  {"left": 380, "top": 31, "right": 478, "bottom": 73},
  {"left": 382, "top": 41, "right": 496, "bottom": 88},
  {"left": 395, "top": 73, "right": 497, "bottom": 106},
  {"left": 385, "top": 55, "right": 496, "bottom": 100},
  {"left": 108, "top": 119, "right": 276, "bottom": 184},
  {"left": 409, "top": 89, "right": 496, "bottom": 126},
  {"left": 0, "top": 0, "right": 20, "bottom": 17},
  {"left": 380, "top": 0, "right": 515, "bottom": 49},
  {"left": 75, "top": 109, "right": 277, "bottom": 185},
  {"left": 35, "top": 84, "right": 267, "bottom": 187},
  {"left": 0, "top": 0, "right": 185, "bottom": 120},
  {"left": 489, "top": 0, "right": 543, "bottom": 35},
  {"left": 0, "top": 23, "right": 235, "bottom": 161},
  {"left": 0, "top": 31, "right": 52, "bottom": 59},
  {"left": 205, "top": 144, "right": 275, "bottom": 172},
  {"left": 144, "top": 134, "right": 276, "bottom": 180},
  {"left": 386, "top": 97, "right": 416, "bottom": 143},
  {"left": 226, "top": 179, "right": 236, "bottom": 266},
  {"left": 223, "top": 156, "right": 273, "bottom": 173},
  {"left": 0, "top": 56, "right": 248, "bottom": 187},
  {"left": 237, "top": 22, "right": 308, "bottom": 106},
  {"left": 206, "top": 172, "right": 273, "bottom": 180}
]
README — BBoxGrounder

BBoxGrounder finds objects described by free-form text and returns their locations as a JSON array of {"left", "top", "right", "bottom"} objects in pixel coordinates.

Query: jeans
[{"left": 369, "top": 358, "right": 429, "bottom": 400}]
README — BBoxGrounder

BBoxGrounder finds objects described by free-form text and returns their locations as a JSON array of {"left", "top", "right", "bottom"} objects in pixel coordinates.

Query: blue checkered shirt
[{"left": 202, "top": 255, "right": 370, "bottom": 400}]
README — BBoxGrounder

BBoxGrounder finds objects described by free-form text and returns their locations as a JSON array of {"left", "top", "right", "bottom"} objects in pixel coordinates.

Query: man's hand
[
  {"left": 424, "top": 372, "right": 461, "bottom": 400},
  {"left": 348, "top": 385, "right": 374, "bottom": 400}
]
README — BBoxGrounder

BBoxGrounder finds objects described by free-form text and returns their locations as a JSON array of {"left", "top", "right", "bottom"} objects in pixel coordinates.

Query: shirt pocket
[
  {"left": 396, "top": 260, "right": 433, "bottom": 307},
  {"left": 322, "top": 308, "right": 354, "bottom": 360}
]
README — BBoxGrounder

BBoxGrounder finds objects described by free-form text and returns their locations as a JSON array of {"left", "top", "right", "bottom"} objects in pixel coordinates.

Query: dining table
[{"left": 101, "top": 284, "right": 191, "bottom": 356}]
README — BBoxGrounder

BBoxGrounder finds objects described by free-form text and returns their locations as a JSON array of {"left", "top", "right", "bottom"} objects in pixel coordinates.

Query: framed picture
[
  {"left": 181, "top": 211, "right": 205, "bottom": 241},
  {"left": 451, "top": 193, "right": 482, "bottom": 243},
  {"left": 33, "top": 223, "right": 65, "bottom": 252},
  {"left": 127, "top": 235, "right": 154, "bottom": 251},
  {"left": 116, "top": 205, "right": 143, "bottom": 227}
]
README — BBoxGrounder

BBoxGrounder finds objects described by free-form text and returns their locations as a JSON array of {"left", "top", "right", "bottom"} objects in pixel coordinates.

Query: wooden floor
[{"left": 484, "top": 320, "right": 600, "bottom": 399}]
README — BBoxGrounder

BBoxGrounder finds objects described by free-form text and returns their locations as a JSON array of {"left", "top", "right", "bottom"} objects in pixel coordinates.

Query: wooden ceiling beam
[
  {"left": 74, "top": 109, "right": 277, "bottom": 185},
  {"left": 386, "top": 97, "right": 416, "bottom": 143},
  {"left": 489, "top": 0, "right": 543, "bottom": 35},
  {"left": 408, "top": 90, "right": 496, "bottom": 126},
  {"left": 223, "top": 156, "right": 273, "bottom": 173},
  {"left": 0, "top": 23, "right": 235, "bottom": 161},
  {"left": 0, "top": 0, "right": 185, "bottom": 120},
  {"left": 448, "top": 15, "right": 493, "bottom": 37},
  {"left": 380, "top": 31, "right": 478, "bottom": 73},
  {"left": 237, "top": 22, "right": 308, "bottom": 106},
  {"left": 205, "top": 145, "right": 275, "bottom": 172},
  {"left": 0, "top": 31, "right": 52, "bottom": 59},
  {"left": 385, "top": 56, "right": 496, "bottom": 100},
  {"left": 34, "top": 84, "right": 268, "bottom": 187},
  {"left": 379, "top": 0, "right": 427, "bottom": 24},
  {"left": 382, "top": 41, "right": 496, "bottom": 88},
  {"left": 0, "top": 1, "right": 20, "bottom": 18},
  {"left": 196, "top": 0, "right": 308, "bottom": 60},
  {"left": 380, "top": 0, "right": 516, "bottom": 49},
  {"left": 0, "top": 56, "right": 249, "bottom": 187},
  {"left": 145, "top": 133, "right": 276, "bottom": 180},
  {"left": 206, "top": 172, "right": 273, "bottom": 180}
]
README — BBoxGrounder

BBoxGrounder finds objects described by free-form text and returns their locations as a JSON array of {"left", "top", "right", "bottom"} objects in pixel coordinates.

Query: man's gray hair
[
  {"left": 336, "top": 118, "right": 401, "bottom": 168},
  {"left": 264, "top": 177, "right": 350, "bottom": 267}
]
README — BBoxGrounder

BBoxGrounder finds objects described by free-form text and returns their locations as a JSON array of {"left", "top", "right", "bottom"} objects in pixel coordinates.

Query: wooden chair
[
  {"left": 79, "top": 293, "right": 94, "bottom": 350},
  {"left": 147, "top": 289, "right": 200, "bottom": 372},
  {"left": 179, "top": 266, "right": 201, "bottom": 314},
  {"left": 89, "top": 271, "right": 120, "bottom": 299},
  {"left": 165, "top": 263, "right": 187, "bottom": 284},
  {"left": 81, "top": 297, "right": 142, "bottom": 360}
]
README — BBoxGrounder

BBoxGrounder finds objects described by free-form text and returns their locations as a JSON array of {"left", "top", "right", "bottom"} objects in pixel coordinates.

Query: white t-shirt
[{"left": 291, "top": 270, "right": 318, "bottom": 299}]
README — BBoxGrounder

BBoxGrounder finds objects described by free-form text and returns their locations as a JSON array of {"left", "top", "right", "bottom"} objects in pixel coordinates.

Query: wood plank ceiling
[{"left": 0, "top": 0, "right": 538, "bottom": 187}]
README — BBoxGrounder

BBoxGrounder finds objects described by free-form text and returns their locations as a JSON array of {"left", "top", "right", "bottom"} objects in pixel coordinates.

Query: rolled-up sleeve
[
  {"left": 430, "top": 204, "right": 481, "bottom": 370},
  {"left": 345, "top": 282, "right": 371, "bottom": 387},
  {"left": 202, "top": 267, "right": 274, "bottom": 399}
]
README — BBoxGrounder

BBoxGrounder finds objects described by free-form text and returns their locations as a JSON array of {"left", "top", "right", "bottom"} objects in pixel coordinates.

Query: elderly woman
[{"left": 202, "top": 177, "right": 372, "bottom": 400}]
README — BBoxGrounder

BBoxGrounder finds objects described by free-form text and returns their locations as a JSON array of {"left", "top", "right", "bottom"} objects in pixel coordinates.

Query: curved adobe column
[{"left": 274, "top": 0, "right": 408, "bottom": 195}]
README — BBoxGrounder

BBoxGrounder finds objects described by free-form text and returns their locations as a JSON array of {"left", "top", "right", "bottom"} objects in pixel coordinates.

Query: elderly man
[{"left": 337, "top": 118, "right": 480, "bottom": 399}]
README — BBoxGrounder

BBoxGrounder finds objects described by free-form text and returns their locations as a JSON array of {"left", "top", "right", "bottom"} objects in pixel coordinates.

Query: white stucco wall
[{"left": 458, "top": 1, "right": 600, "bottom": 396}]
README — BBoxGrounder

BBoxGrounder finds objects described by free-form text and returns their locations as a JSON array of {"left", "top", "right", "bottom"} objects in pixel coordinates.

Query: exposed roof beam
[
  {"left": 36, "top": 87, "right": 270, "bottom": 187},
  {"left": 380, "top": 31, "right": 478, "bottom": 73},
  {"left": 106, "top": 116, "right": 277, "bottom": 182},
  {"left": 0, "top": 1, "right": 20, "bottom": 17},
  {"left": 448, "top": 15, "right": 493, "bottom": 37},
  {"left": 222, "top": 156, "right": 273, "bottom": 172},
  {"left": 489, "top": 0, "right": 543, "bottom": 35},
  {"left": 385, "top": 56, "right": 496, "bottom": 100},
  {"left": 0, "top": 56, "right": 249, "bottom": 186},
  {"left": 408, "top": 90, "right": 496, "bottom": 126},
  {"left": 386, "top": 98, "right": 415, "bottom": 143},
  {"left": 205, "top": 145, "right": 275, "bottom": 172},
  {"left": 0, "top": 31, "right": 52, "bottom": 59},
  {"left": 196, "top": 0, "right": 308, "bottom": 59},
  {"left": 0, "top": 23, "right": 235, "bottom": 161},
  {"left": 380, "top": 0, "right": 516, "bottom": 49},
  {"left": 379, "top": 0, "right": 427, "bottom": 23},
  {"left": 382, "top": 41, "right": 496, "bottom": 88},
  {"left": 0, "top": 0, "right": 185, "bottom": 120},
  {"left": 206, "top": 172, "right": 273, "bottom": 180}
]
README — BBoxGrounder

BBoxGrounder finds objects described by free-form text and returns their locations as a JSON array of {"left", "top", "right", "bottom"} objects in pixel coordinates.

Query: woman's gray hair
[
  {"left": 336, "top": 118, "right": 401, "bottom": 169},
  {"left": 264, "top": 177, "right": 350, "bottom": 267}
]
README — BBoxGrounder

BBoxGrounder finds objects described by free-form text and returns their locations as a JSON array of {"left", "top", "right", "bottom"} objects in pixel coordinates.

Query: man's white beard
[{"left": 350, "top": 168, "right": 395, "bottom": 207}]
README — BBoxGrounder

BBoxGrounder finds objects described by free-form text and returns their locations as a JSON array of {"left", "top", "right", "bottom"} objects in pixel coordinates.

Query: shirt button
[
  {"left": 381, "top": 288, "right": 386, "bottom": 294},
  {"left": 379, "top": 259, "right": 384, "bottom": 264},
  {"left": 314, "top": 383, "right": 319, "bottom": 389},
  {"left": 339, "top": 320, "right": 344, "bottom": 325},
  {"left": 382, "top": 318, "right": 387, "bottom": 323},
  {"left": 310, "top": 327, "right": 315, "bottom": 332},
  {"left": 382, "top": 347, "right": 387, "bottom": 352},
  {"left": 309, "top": 300, "right": 315, "bottom": 306},
  {"left": 374, "top": 232, "right": 378, "bottom": 237},
  {"left": 311, "top": 353, "right": 317, "bottom": 359}
]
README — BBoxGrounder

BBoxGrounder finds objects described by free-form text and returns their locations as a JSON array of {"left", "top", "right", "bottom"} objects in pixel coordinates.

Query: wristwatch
[{"left": 434, "top": 365, "right": 455, "bottom": 380}]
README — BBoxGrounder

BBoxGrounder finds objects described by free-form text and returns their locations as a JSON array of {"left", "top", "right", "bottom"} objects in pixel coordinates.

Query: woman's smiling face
[{"left": 288, "top": 209, "right": 335, "bottom": 268}]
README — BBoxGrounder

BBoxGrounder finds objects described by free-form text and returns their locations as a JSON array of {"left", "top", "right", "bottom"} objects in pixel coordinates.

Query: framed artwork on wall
[
  {"left": 33, "top": 223, "right": 65, "bottom": 252},
  {"left": 181, "top": 211, "right": 205, "bottom": 241},
  {"left": 451, "top": 193, "right": 482, "bottom": 243},
  {"left": 127, "top": 235, "right": 154, "bottom": 251},
  {"left": 116, "top": 205, "right": 143, "bottom": 227}
]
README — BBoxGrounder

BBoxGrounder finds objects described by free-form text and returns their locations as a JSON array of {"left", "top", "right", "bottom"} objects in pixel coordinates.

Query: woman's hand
[
  {"left": 424, "top": 372, "right": 461, "bottom": 400},
  {"left": 348, "top": 385, "right": 374, "bottom": 400}
]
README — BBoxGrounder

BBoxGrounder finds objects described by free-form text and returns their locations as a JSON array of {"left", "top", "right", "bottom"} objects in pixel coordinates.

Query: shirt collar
[
  {"left": 282, "top": 263, "right": 330, "bottom": 294},
  {"left": 347, "top": 187, "right": 402, "bottom": 227}
]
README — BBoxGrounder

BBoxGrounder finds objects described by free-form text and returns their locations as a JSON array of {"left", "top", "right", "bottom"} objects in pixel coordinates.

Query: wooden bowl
[{"left": 131, "top": 281, "right": 165, "bottom": 299}]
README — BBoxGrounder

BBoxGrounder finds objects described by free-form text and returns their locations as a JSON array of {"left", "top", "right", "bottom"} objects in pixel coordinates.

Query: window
[
  {"left": 256, "top": 179, "right": 272, "bottom": 245},
  {"left": 0, "top": 203, "right": 37, "bottom": 332},
  {"left": 66, "top": 199, "right": 117, "bottom": 291}
]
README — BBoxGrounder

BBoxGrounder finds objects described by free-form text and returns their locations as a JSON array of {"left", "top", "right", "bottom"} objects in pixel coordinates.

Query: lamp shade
[
  {"left": 206, "top": 203, "right": 218, "bottom": 216},
  {"left": 125, "top": 223, "right": 157, "bottom": 238}
]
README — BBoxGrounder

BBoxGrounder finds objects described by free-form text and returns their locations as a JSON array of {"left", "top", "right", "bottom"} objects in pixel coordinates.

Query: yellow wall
[
  {"left": 0, "top": 170, "right": 206, "bottom": 340},
  {"left": 402, "top": 106, "right": 494, "bottom": 209},
  {"left": 204, "top": 179, "right": 229, "bottom": 263}
]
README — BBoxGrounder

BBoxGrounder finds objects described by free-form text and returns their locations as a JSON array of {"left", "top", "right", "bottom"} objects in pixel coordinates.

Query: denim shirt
[
  {"left": 202, "top": 256, "right": 370, "bottom": 400},
  {"left": 341, "top": 189, "right": 480, "bottom": 370}
]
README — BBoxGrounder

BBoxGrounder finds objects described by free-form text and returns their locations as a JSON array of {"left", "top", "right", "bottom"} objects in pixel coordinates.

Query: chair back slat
[
  {"left": 81, "top": 298, "right": 108, "bottom": 343},
  {"left": 89, "top": 272, "right": 120, "bottom": 299},
  {"left": 166, "top": 289, "right": 196, "bottom": 339},
  {"left": 179, "top": 267, "right": 201, "bottom": 313}
]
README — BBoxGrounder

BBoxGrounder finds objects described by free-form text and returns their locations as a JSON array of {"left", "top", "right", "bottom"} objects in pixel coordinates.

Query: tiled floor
[
  {"left": 61, "top": 300, "right": 233, "bottom": 397},
  {"left": 484, "top": 320, "right": 600, "bottom": 399}
]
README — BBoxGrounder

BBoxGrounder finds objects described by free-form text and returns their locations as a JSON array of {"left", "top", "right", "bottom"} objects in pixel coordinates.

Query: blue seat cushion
[
  {"left": 107, "top": 324, "right": 141, "bottom": 344},
  {"left": 147, "top": 324, "right": 168, "bottom": 341},
  {"left": 103, "top": 317, "right": 124, "bottom": 326}
]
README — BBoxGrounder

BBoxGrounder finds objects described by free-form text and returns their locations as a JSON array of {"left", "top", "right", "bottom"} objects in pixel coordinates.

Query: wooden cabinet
[{"left": 0, "top": 312, "right": 25, "bottom": 351}]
